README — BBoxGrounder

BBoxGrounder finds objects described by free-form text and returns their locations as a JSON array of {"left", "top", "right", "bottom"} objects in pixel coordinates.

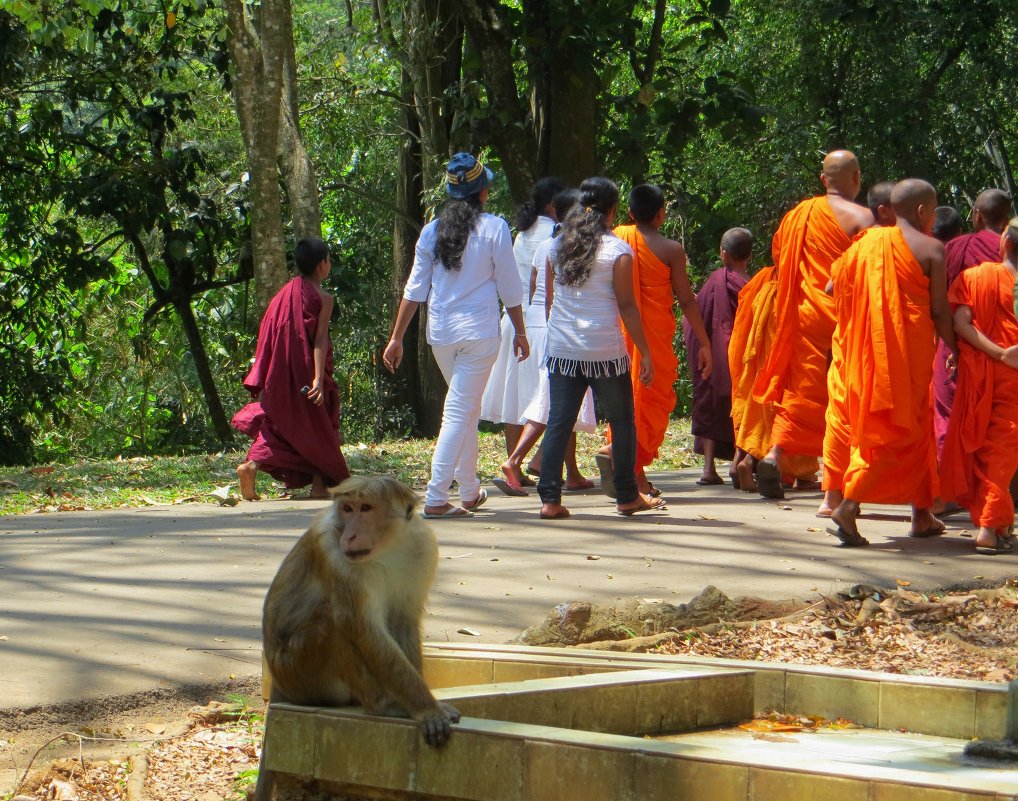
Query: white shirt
[
  {"left": 547, "top": 233, "right": 633, "bottom": 366},
  {"left": 527, "top": 235, "right": 555, "bottom": 329},
  {"left": 403, "top": 213, "right": 523, "bottom": 346},
  {"left": 512, "top": 215, "right": 555, "bottom": 293}
]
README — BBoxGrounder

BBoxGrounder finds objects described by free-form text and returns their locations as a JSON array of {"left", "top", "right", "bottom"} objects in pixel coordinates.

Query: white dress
[
  {"left": 480, "top": 215, "right": 555, "bottom": 424},
  {"left": 520, "top": 237, "right": 597, "bottom": 433}
]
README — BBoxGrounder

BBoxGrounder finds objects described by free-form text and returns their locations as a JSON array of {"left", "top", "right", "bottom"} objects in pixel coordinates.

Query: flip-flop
[
  {"left": 594, "top": 453, "right": 617, "bottom": 499},
  {"left": 975, "top": 534, "right": 1013, "bottom": 555},
  {"left": 422, "top": 506, "right": 474, "bottom": 519},
  {"left": 790, "top": 480, "right": 822, "bottom": 491},
  {"left": 756, "top": 459, "right": 785, "bottom": 499},
  {"left": 539, "top": 508, "right": 571, "bottom": 520},
  {"left": 463, "top": 488, "right": 488, "bottom": 511},
  {"left": 908, "top": 520, "right": 946, "bottom": 538},
  {"left": 492, "top": 477, "right": 528, "bottom": 497},
  {"left": 563, "top": 479, "right": 596, "bottom": 493},
  {"left": 617, "top": 497, "right": 667, "bottom": 516},
  {"left": 520, "top": 475, "right": 537, "bottom": 487},
  {"left": 696, "top": 476, "right": 724, "bottom": 486},
  {"left": 646, "top": 482, "right": 662, "bottom": 498},
  {"left": 827, "top": 526, "right": 869, "bottom": 547}
]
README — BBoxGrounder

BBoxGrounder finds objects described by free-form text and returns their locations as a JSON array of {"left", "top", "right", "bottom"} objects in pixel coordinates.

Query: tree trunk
[
  {"left": 277, "top": 0, "right": 322, "bottom": 240},
  {"left": 173, "top": 299, "right": 234, "bottom": 443},
  {"left": 224, "top": 0, "right": 289, "bottom": 315},
  {"left": 393, "top": 69, "right": 445, "bottom": 436},
  {"left": 545, "top": 64, "right": 599, "bottom": 185}
]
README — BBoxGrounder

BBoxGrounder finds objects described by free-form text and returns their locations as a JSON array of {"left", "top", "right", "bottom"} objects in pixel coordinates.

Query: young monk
[
  {"left": 684, "top": 228, "right": 752, "bottom": 485},
  {"left": 819, "top": 181, "right": 896, "bottom": 517},
  {"left": 829, "top": 179, "right": 956, "bottom": 546},
  {"left": 728, "top": 266, "right": 819, "bottom": 493},
  {"left": 933, "top": 189, "right": 1012, "bottom": 460},
  {"left": 867, "top": 181, "right": 897, "bottom": 227},
  {"left": 932, "top": 206, "right": 964, "bottom": 244},
  {"left": 602, "top": 184, "right": 711, "bottom": 497},
  {"left": 752, "top": 150, "right": 874, "bottom": 499},
  {"left": 940, "top": 219, "right": 1018, "bottom": 555},
  {"left": 232, "top": 238, "right": 350, "bottom": 500}
]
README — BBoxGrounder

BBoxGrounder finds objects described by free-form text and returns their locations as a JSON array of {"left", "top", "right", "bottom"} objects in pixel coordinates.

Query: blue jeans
[{"left": 538, "top": 368, "right": 638, "bottom": 505}]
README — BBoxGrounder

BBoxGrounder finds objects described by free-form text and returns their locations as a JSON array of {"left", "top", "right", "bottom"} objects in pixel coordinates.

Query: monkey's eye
[
  {"left": 360, "top": 504, "right": 373, "bottom": 512},
  {"left": 342, "top": 504, "right": 354, "bottom": 513}
]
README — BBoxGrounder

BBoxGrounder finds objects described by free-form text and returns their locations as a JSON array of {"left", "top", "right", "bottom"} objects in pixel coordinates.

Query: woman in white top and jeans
[
  {"left": 384, "top": 153, "right": 529, "bottom": 518},
  {"left": 538, "top": 176, "right": 665, "bottom": 519}
]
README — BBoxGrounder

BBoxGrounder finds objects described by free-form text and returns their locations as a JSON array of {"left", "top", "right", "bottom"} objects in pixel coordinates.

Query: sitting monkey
[{"left": 254, "top": 475, "right": 459, "bottom": 801}]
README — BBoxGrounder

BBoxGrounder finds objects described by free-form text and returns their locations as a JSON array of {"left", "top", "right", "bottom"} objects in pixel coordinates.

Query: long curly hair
[
  {"left": 434, "top": 192, "right": 483, "bottom": 270},
  {"left": 554, "top": 177, "right": 619, "bottom": 287},
  {"left": 513, "top": 176, "right": 567, "bottom": 232}
]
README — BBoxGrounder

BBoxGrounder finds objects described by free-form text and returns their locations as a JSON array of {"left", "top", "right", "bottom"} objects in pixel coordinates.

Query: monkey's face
[{"left": 337, "top": 499, "right": 383, "bottom": 561}]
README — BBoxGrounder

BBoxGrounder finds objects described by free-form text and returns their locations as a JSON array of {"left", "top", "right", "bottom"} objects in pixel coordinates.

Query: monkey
[{"left": 253, "top": 475, "right": 460, "bottom": 801}]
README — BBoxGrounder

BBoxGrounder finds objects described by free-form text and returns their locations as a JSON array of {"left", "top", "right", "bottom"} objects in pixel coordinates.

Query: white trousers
[{"left": 426, "top": 337, "right": 500, "bottom": 507}]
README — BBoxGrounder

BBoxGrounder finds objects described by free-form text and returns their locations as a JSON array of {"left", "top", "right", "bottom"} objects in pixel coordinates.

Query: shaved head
[
  {"left": 820, "top": 149, "right": 861, "bottom": 199},
  {"left": 867, "top": 181, "right": 896, "bottom": 225},
  {"left": 973, "top": 188, "right": 1011, "bottom": 232},
  {"left": 891, "top": 179, "right": 937, "bottom": 229},
  {"left": 721, "top": 227, "right": 754, "bottom": 261}
]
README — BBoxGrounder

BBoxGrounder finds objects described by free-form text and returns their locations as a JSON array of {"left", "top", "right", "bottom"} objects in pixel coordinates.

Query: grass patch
[{"left": 0, "top": 419, "right": 699, "bottom": 516}]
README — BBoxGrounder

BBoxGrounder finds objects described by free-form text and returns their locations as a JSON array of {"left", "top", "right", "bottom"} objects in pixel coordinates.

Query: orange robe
[
  {"left": 940, "top": 262, "right": 1018, "bottom": 529},
  {"left": 729, "top": 266, "right": 818, "bottom": 480},
  {"left": 836, "top": 227, "right": 938, "bottom": 505},
  {"left": 752, "top": 197, "right": 852, "bottom": 456},
  {"left": 613, "top": 225, "right": 679, "bottom": 469}
]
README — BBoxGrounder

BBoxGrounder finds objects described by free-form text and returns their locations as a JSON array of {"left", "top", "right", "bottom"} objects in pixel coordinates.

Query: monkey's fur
[{"left": 254, "top": 476, "right": 459, "bottom": 800}]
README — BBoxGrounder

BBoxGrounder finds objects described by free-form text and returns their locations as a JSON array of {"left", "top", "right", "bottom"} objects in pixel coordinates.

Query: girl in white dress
[{"left": 480, "top": 177, "right": 567, "bottom": 467}]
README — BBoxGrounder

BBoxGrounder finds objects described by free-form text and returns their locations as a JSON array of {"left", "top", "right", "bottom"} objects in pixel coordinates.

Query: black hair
[
  {"left": 514, "top": 176, "right": 568, "bottom": 232},
  {"left": 932, "top": 206, "right": 964, "bottom": 243},
  {"left": 435, "top": 192, "right": 484, "bottom": 270},
  {"left": 295, "top": 238, "right": 329, "bottom": 276},
  {"left": 628, "top": 183, "right": 665, "bottom": 224},
  {"left": 866, "top": 181, "right": 896, "bottom": 218},
  {"left": 555, "top": 176, "right": 619, "bottom": 287},
  {"left": 552, "top": 188, "right": 581, "bottom": 224},
  {"left": 721, "top": 228, "right": 754, "bottom": 261}
]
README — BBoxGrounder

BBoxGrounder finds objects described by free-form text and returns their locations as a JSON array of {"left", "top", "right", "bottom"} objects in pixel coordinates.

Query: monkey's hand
[{"left": 415, "top": 702, "right": 459, "bottom": 747}]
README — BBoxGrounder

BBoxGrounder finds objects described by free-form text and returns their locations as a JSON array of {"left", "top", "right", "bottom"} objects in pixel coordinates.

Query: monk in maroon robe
[
  {"left": 232, "top": 239, "right": 349, "bottom": 499},
  {"left": 933, "top": 189, "right": 1011, "bottom": 460},
  {"left": 684, "top": 229, "right": 752, "bottom": 484}
]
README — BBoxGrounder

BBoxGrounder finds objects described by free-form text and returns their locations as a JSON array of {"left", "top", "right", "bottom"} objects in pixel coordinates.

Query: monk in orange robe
[
  {"left": 821, "top": 180, "right": 897, "bottom": 516},
  {"left": 729, "top": 265, "right": 819, "bottom": 492},
  {"left": 605, "top": 184, "right": 710, "bottom": 496},
  {"left": 940, "top": 221, "right": 1018, "bottom": 555},
  {"left": 752, "top": 150, "right": 874, "bottom": 500},
  {"left": 829, "top": 180, "right": 957, "bottom": 546}
]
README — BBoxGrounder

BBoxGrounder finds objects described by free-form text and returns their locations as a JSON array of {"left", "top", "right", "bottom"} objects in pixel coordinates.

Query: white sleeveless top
[
  {"left": 546, "top": 232, "right": 633, "bottom": 376},
  {"left": 512, "top": 216, "right": 555, "bottom": 297}
]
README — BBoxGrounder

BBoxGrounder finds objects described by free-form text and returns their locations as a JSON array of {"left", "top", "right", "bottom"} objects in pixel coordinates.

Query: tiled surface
[
  {"left": 749, "top": 767, "right": 864, "bottom": 801},
  {"left": 880, "top": 683, "right": 977, "bottom": 739},
  {"left": 263, "top": 706, "right": 316, "bottom": 775},
  {"left": 524, "top": 740, "right": 634, "bottom": 801},
  {"left": 634, "top": 753, "right": 749, "bottom": 801},
  {"left": 415, "top": 726, "right": 524, "bottom": 801},
  {"left": 785, "top": 672, "right": 880, "bottom": 727},
  {"left": 315, "top": 714, "right": 417, "bottom": 790}
]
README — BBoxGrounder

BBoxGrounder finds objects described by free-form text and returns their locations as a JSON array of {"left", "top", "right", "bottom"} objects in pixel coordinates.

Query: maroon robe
[
  {"left": 683, "top": 266, "right": 749, "bottom": 459},
  {"left": 933, "top": 228, "right": 1002, "bottom": 460},
  {"left": 231, "top": 276, "right": 350, "bottom": 489}
]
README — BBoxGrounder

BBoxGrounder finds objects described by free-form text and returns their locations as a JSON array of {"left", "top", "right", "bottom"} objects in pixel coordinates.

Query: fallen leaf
[
  {"left": 896, "top": 579, "right": 911, "bottom": 587},
  {"left": 697, "top": 513, "right": 717, "bottom": 520},
  {"left": 586, "top": 555, "right": 601, "bottom": 560},
  {"left": 457, "top": 628, "right": 481, "bottom": 636},
  {"left": 29, "top": 466, "right": 55, "bottom": 475}
]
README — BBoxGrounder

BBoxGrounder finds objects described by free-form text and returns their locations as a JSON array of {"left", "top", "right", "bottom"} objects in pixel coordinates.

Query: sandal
[
  {"left": 422, "top": 505, "right": 474, "bottom": 519},
  {"left": 756, "top": 459, "right": 785, "bottom": 499},
  {"left": 975, "top": 534, "right": 1013, "bottom": 555},
  {"left": 617, "top": 496, "right": 667, "bottom": 516}
]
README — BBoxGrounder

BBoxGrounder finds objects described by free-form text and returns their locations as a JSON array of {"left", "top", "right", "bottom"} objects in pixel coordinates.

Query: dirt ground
[{"left": 3, "top": 581, "right": 1016, "bottom": 801}]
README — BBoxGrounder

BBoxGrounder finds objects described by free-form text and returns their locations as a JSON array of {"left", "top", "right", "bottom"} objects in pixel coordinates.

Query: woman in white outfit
[
  {"left": 383, "top": 153, "right": 529, "bottom": 518},
  {"left": 496, "top": 188, "right": 596, "bottom": 495},
  {"left": 480, "top": 177, "right": 566, "bottom": 465}
]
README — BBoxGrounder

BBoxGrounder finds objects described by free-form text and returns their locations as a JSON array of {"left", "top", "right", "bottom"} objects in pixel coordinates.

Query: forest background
[{"left": 2, "top": 0, "right": 1017, "bottom": 467}]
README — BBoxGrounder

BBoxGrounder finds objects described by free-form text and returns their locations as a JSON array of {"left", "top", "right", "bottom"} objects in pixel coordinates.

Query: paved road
[{"left": 0, "top": 469, "right": 1011, "bottom": 709}]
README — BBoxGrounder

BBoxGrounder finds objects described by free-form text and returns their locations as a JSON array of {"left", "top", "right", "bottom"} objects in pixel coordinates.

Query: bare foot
[
  {"left": 236, "top": 461, "right": 260, "bottom": 501},
  {"left": 831, "top": 499, "right": 868, "bottom": 546},
  {"left": 310, "top": 475, "right": 331, "bottom": 499},
  {"left": 617, "top": 494, "right": 667, "bottom": 516},
  {"left": 500, "top": 462, "right": 527, "bottom": 490},
  {"left": 540, "top": 503, "right": 571, "bottom": 520},
  {"left": 735, "top": 459, "right": 757, "bottom": 493},
  {"left": 564, "top": 477, "right": 595, "bottom": 491}
]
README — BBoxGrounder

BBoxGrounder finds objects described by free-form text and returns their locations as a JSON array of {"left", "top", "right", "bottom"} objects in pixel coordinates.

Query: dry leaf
[
  {"left": 896, "top": 579, "right": 911, "bottom": 587},
  {"left": 29, "top": 466, "right": 56, "bottom": 475},
  {"left": 586, "top": 555, "right": 601, "bottom": 561},
  {"left": 457, "top": 628, "right": 481, "bottom": 636}
]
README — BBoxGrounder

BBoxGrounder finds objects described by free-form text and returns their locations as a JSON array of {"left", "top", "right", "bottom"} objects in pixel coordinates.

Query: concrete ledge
[{"left": 423, "top": 643, "right": 1012, "bottom": 740}]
